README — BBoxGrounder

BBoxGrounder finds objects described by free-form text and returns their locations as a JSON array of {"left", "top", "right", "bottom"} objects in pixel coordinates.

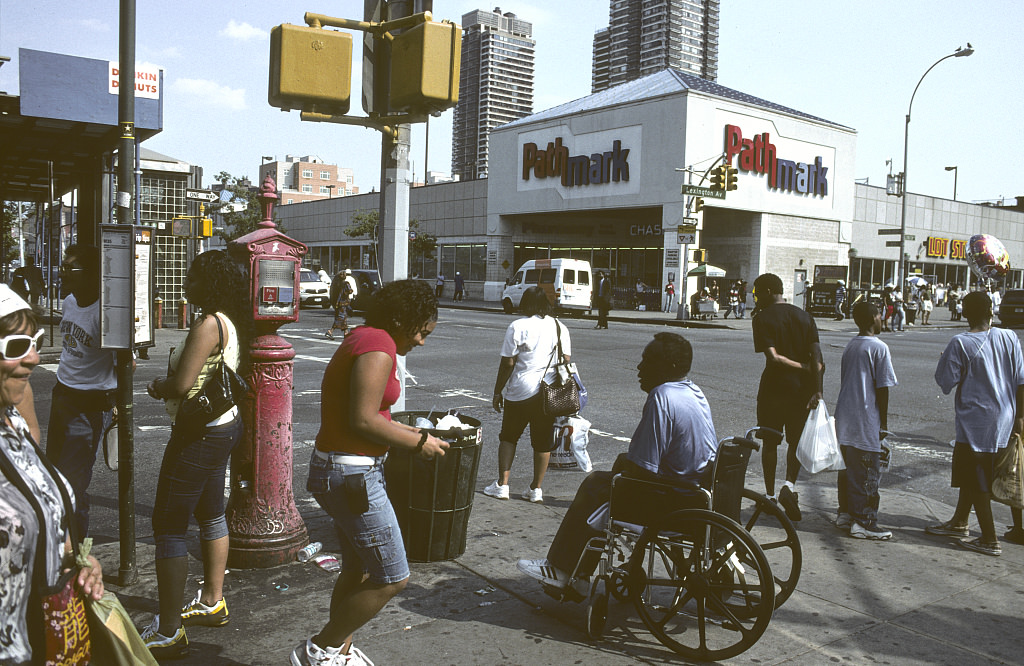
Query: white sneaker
[
  {"left": 521, "top": 487, "right": 543, "bottom": 503},
  {"left": 517, "top": 558, "right": 569, "bottom": 588},
  {"left": 851, "top": 522, "right": 892, "bottom": 540},
  {"left": 345, "top": 645, "right": 375, "bottom": 666},
  {"left": 483, "top": 480, "right": 509, "bottom": 500},
  {"left": 836, "top": 512, "right": 853, "bottom": 530},
  {"left": 291, "top": 638, "right": 345, "bottom": 666}
]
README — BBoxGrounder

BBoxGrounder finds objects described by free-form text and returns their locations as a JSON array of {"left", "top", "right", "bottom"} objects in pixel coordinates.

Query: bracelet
[{"left": 414, "top": 429, "right": 428, "bottom": 454}]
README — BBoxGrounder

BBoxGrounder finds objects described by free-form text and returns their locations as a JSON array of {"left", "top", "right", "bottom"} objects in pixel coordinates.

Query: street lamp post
[
  {"left": 326, "top": 184, "right": 335, "bottom": 198},
  {"left": 945, "top": 165, "right": 958, "bottom": 200},
  {"left": 898, "top": 44, "right": 973, "bottom": 287}
]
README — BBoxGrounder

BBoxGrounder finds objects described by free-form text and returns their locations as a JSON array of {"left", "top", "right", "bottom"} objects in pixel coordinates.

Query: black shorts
[
  {"left": 499, "top": 393, "right": 556, "bottom": 453},
  {"left": 756, "top": 393, "right": 810, "bottom": 448},
  {"left": 951, "top": 442, "right": 996, "bottom": 493}
]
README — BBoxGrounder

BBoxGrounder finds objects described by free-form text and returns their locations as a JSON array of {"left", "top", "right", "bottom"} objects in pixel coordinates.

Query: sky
[{"left": 1, "top": 1, "right": 1020, "bottom": 205}]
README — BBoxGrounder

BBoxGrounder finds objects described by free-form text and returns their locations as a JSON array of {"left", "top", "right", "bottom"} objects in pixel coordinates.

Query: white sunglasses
[{"left": 0, "top": 330, "right": 44, "bottom": 360}]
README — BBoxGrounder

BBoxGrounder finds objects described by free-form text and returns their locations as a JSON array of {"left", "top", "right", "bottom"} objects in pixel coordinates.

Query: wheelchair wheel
[
  {"left": 629, "top": 508, "right": 775, "bottom": 662},
  {"left": 739, "top": 488, "right": 801, "bottom": 608},
  {"left": 586, "top": 577, "right": 609, "bottom": 639}
]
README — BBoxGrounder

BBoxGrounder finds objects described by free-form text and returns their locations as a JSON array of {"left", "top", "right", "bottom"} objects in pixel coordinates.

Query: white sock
[
  {"left": 765, "top": 494, "right": 776, "bottom": 501},
  {"left": 783, "top": 481, "right": 796, "bottom": 491}
]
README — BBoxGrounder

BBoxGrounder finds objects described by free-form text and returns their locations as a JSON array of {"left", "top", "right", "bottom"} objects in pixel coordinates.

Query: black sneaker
[{"left": 778, "top": 486, "right": 802, "bottom": 521}]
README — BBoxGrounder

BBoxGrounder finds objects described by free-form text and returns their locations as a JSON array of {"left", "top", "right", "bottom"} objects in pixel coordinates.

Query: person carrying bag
[{"left": 540, "top": 317, "right": 582, "bottom": 417}]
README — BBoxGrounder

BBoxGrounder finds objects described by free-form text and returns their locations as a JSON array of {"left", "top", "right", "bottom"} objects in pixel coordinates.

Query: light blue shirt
[
  {"left": 627, "top": 379, "right": 718, "bottom": 481},
  {"left": 835, "top": 336, "right": 897, "bottom": 452},
  {"left": 935, "top": 328, "right": 1024, "bottom": 453}
]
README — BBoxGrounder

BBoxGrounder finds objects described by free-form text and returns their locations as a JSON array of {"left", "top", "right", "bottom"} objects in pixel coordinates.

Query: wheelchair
[{"left": 546, "top": 428, "right": 802, "bottom": 662}]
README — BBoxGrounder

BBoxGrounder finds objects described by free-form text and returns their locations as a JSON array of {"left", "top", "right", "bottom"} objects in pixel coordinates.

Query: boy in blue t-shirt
[{"left": 835, "top": 302, "right": 898, "bottom": 539}]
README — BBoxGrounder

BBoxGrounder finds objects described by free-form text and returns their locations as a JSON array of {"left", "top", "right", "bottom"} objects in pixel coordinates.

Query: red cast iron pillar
[{"left": 226, "top": 174, "right": 309, "bottom": 567}]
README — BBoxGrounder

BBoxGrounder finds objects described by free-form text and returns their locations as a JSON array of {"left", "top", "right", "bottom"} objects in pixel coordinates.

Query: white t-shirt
[
  {"left": 500, "top": 315, "right": 571, "bottom": 402},
  {"left": 56, "top": 294, "right": 117, "bottom": 391},
  {"left": 835, "top": 336, "right": 897, "bottom": 452},
  {"left": 345, "top": 275, "right": 358, "bottom": 298}
]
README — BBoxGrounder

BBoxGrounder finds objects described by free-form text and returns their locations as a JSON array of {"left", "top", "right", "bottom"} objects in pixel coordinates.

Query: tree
[
  {"left": 211, "top": 172, "right": 274, "bottom": 241},
  {"left": 343, "top": 210, "right": 437, "bottom": 275},
  {"left": 1, "top": 202, "right": 22, "bottom": 267}
]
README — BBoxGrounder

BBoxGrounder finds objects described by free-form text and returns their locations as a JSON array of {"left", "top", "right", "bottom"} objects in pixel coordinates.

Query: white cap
[
  {"left": 345, "top": 269, "right": 352, "bottom": 275},
  {"left": 0, "top": 284, "right": 32, "bottom": 318},
  {"left": 837, "top": 280, "right": 845, "bottom": 285}
]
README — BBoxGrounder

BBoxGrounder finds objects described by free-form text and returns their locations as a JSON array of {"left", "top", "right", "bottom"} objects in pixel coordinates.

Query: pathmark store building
[{"left": 276, "top": 69, "right": 1024, "bottom": 306}]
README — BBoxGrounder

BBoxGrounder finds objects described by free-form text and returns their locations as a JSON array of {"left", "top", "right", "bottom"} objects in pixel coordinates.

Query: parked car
[
  {"left": 330, "top": 269, "right": 382, "bottom": 312},
  {"left": 299, "top": 269, "right": 331, "bottom": 308},
  {"left": 998, "top": 289, "right": 1024, "bottom": 327}
]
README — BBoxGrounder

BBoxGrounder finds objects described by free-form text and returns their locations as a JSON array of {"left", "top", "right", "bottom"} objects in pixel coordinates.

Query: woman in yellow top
[{"left": 142, "top": 250, "right": 250, "bottom": 659}]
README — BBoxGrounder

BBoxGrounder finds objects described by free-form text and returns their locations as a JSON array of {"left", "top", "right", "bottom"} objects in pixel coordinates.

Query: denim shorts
[{"left": 306, "top": 451, "right": 410, "bottom": 584}]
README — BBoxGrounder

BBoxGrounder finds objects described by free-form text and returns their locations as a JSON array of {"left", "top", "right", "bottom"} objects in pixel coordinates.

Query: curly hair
[
  {"left": 652, "top": 332, "right": 693, "bottom": 377},
  {"left": 364, "top": 279, "right": 437, "bottom": 338},
  {"left": 185, "top": 250, "right": 252, "bottom": 358}
]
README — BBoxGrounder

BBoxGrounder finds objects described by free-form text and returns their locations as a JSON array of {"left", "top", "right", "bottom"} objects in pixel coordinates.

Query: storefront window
[{"left": 434, "top": 244, "right": 486, "bottom": 282}]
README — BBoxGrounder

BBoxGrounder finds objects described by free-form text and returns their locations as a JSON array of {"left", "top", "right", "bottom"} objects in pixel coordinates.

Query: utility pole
[{"left": 115, "top": 0, "right": 138, "bottom": 586}]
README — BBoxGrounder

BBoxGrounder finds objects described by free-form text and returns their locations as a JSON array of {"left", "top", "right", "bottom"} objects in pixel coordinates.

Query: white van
[{"left": 502, "top": 259, "right": 593, "bottom": 313}]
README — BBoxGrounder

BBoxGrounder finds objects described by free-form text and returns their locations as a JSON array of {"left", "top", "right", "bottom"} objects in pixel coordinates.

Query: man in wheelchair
[{"left": 517, "top": 332, "right": 718, "bottom": 591}]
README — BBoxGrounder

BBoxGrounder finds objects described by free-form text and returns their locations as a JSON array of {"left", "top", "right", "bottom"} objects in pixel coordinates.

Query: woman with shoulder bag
[
  {"left": 143, "top": 250, "right": 250, "bottom": 659},
  {"left": 485, "top": 286, "right": 572, "bottom": 504},
  {"left": 0, "top": 285, "right": 104, "bottom": 665}
]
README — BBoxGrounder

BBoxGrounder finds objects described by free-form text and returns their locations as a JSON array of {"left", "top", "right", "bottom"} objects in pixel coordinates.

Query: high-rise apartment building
[
  {"left": 592, "top": 0, "right": 719, "bottom": 93},
  {"left": 451, "top": 8, "right": 535, "bottom": 181}
]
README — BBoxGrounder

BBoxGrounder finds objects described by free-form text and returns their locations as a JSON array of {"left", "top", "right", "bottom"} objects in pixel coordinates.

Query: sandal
[
  {"left": 1003, "top": 527, "right": 1024, "bottom": 545},
  {"left": 325, "top": 331, "right": 334, "bottom": 340},
  {"left": 957, "top": 537, "right": 1001, "bottom": 557}
]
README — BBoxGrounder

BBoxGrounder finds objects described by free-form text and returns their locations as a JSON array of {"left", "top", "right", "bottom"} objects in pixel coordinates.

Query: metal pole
[
  {"left": 676, "top": 168, "right": 693, "bottom": 321},
  {"left": 116, "top": 0, "right": 138, "bottom": 586},
  {"left": 898, "top": 45, "right": 973, "bottom": 288}
]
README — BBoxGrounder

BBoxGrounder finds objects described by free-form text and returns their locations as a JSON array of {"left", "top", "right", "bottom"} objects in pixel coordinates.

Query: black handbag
[
  {"left": 540, "top": 318, "right": 580, "bottom": 417},
  {"left": 177, "top": 314, "right": 249, "bottom": 427}
]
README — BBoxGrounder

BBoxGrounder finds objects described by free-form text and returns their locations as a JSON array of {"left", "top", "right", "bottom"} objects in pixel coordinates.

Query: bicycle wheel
[
  {"left": 739, "top": 488, "right": 801, "bottom": 607},
  {"left": 629, "top": 509, "right": 774, "bottom": 662}
]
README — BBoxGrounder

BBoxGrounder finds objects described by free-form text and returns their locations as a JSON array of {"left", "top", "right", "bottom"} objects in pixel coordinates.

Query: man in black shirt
[
  {"left": 752, "top": 273, "right": 824, "bottom": 521},
  {"left": 594, "top": 271, "right": 611, "bottom": 329}
]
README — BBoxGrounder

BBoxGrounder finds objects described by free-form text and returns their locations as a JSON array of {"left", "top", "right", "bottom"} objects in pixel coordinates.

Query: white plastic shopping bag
[
  {"left": 549, "top": 415, "right": 593, "bottom": 472},
  {"left": 795, "top": 403, "right": 845, "bottom": 473}
]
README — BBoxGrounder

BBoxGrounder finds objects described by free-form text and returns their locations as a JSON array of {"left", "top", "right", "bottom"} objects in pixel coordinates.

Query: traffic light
[
  {"left": 709, "top": 165, "right": 725, "bottom": 191},
  {"left": 388, "top": 20, "right": 462, "bottom": 115},
  {"left": 694, "top": 197, "right": 704, "bottom": 213},
  {"left": 171, "top": 216, "right": 191, "bottom": 238},
  {"left": 692, "top": 249, "right": 706, "bottom": 263},
  {"left": 269, "top": 24, "right": 352, "bottom": 114},
  {"left": 200, "top": 218, "right": 213, "bottom": 237},
  {"left": 725, "top": 165, "right": 738, "bottom": 191}
]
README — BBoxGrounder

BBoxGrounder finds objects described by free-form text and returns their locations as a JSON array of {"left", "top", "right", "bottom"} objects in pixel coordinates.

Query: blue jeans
[
  {"left": 307, "top": 451, "right": 410, "bottom": 584},
  {"left": 837, "top": 445, "right": 882, "bottom": 527},
  {"left": 737, "top": 301, "right": 746, "bottom": 318},
  {"left": 47, "top": 382, "right": 114, "bottom": 537},
  {"left": 152, "top": 418, "right": 242, "bottom": 559},
  {"left": 892, "top": 305, "right": 905, "bottom": 330}
]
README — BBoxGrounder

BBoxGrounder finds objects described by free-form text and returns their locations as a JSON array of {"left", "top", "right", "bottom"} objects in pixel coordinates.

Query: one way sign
[{"left": 186, "top": 189, "right": 218, "bottom": 203}]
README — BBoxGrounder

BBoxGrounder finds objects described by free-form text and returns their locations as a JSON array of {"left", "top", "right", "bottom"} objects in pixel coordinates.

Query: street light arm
[{"left": 907, "top": 53, "right": 957, "bottom": 123}]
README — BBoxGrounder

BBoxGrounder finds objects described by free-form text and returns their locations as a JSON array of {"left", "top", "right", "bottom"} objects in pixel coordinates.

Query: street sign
[
  {"left": 905, "top": 235, "right": 915, "bottom": 241},
  {"left": 681, "top": 184, "right": 726, "bottom": 200},
  {"left": 678, "top": 231, "right": 696, "bottom": 244},
  {"left": 885, "top": 240, "right": 902, "bottom": 247},
  {"left": 186, "top": 189, "right": 218, "bottom": 202},
  {"left": 877, "top": 228, "right": 902, "bottom": 235}
]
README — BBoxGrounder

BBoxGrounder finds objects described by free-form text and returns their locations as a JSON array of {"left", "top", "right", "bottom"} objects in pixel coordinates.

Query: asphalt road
[{"left": 31, "top": 308, "right": 1022, "bottom": 546}]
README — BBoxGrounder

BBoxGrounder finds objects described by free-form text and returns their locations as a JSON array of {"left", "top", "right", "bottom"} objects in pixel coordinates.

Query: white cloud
[
  {"left": 170, "top": 78, "right": 246, "bottom": 110},
  {"left": 220, "top": 20, "right": 267, "bottom": 41},
  {"left": 79, "top": 18, "right": 110, "bottom": 32}
]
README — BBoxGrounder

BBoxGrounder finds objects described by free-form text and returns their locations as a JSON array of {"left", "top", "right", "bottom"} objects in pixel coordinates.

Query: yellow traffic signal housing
[
  {"left": 269, "top": 24, "right": 352, "bottom": 114},
  {"left": 200, "top": 218, "right": 213, "bottom": 237},
  {"left": 726, "top": 165, "right": 738, "bottom": 191},
  {"left": 694, "top": 197, "right": 704, "bottom": 213},
  {"left": 709, "top": 165, "right": 725, "bottom": 191},
  {"left": 692, "top": 249, "right": 706, "bottom": 263},
  {"left": 171, "top": 217, "right": 191, "bottom": 237},
  {"left": 388, "top": 20, "right": 461, "bottom": 115}
]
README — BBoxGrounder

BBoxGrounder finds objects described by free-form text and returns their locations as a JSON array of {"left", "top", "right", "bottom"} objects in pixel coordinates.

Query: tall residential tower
[
  {"left": 451, "top": 8, "right": 535, "bottom": 181},
  {"left": 592, "top": 0, "right": 719, "bottom": 93}
]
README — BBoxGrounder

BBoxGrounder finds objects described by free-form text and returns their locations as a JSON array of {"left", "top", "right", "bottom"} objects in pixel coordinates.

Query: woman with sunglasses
[
  {"left": 142, "top": 250, "right": 250, "bottom": 659},
  {"left": 0, "top": 284, "right": 104, "bottom": 665}
]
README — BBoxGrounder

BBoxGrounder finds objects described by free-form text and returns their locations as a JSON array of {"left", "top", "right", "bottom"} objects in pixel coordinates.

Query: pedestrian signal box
[
  {"left": 171, "top": 216, "right": 191, "bottom": 237},
  {"left": 692, "top": 249, "right": 706, "bottom": 263},
  {"left": 269, "top": 24, "right": 352, "bottom": 114},
  {"left": 388, "top": 20, "right": 461, "bottom": 115}
]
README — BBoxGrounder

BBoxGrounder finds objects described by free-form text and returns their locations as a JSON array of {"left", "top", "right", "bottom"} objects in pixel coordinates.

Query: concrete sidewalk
[{"left": 91, "top": 477, "right": 1024, "bottom": 665}]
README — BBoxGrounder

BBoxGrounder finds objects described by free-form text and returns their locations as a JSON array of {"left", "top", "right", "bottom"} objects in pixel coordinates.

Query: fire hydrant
[{"left": 225, "top": 174, "right": 309, "bottom": 568}]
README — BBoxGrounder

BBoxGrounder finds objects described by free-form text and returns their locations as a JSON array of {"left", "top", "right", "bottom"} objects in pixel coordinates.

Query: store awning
[{"left": 687, "top": 264, "right": 726, "bottom": 277}]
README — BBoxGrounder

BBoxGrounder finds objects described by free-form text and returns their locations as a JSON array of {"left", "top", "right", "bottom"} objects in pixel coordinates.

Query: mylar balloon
[{"left": 967, "top": 234, "right": 1010, "bottom": 280}]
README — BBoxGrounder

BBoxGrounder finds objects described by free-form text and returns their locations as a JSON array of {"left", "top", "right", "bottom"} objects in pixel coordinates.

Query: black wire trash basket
[{"left": 386, "top": 412, "right": 483, "bottom": 562}]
